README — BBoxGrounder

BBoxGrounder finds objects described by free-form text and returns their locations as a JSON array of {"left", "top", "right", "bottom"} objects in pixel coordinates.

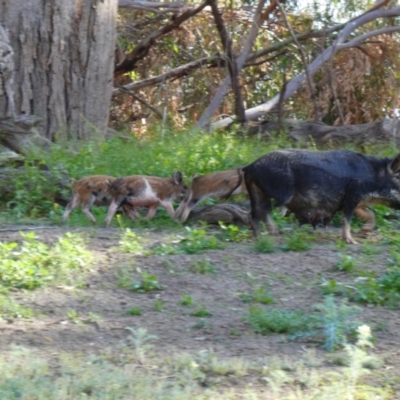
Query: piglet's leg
[
  {"left": 174, "top": 197, "right": 189, "bottom": 219},
  {"left": 144, "top": 206, "right": 158, "bottom": 220},
  {"left": 354, "top": 205, "right": 375, "bottom": 232},
  {"left": 82, "top": 195, "right": 97, "bottom": 223},
  {"left": 105, "top": 200, "right": 119, "bottom": 227},
  {"left": 124, "top": 206, "right": 140, "bottom": 220},
  {"left": 161, "top": 201, "right": 176, "bottom": 219},
  {"left": 62, "top": 196, "right": 80, "bottom": 222}
]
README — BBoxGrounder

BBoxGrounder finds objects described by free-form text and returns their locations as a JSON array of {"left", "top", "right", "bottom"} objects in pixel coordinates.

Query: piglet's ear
[
  {"left": 389, "top": 154, "right": 400, "bottom": 175},
  {"left": 172, "top": 171, "right": 183, "bottom": 184}
]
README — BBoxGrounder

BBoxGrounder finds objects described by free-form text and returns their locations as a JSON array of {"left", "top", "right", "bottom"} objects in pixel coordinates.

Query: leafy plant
[
  {"left": 0, "top": 232, "right": 92, "bottom": 290},
  {"left": 336, "top": 254, "right": 357, "bottom": 273},
  {"left": 126, "top": 307, "right": 143, "bottom": 316},
  {"left": 151, "top": 227, "right": 225, "bottom": 255},
  {"left": 281, "top": 230, "right": 311, "bottom": 252},
  {"left": 0, "top": 295, "right": 33, "bottom": 319},
  {"left": 119, "top": 229, "right": 144, "bottom": 254},
  {"left": 178, "top": 227, "right": 225, "bottom": 254},
  {"left": 239, "top": 285, "right": 274, "bottom": 305},
  {"left": 125, "top": 327, "right": 158, "bottom": 362},
  {"left": 190, "top": 306, "right": 212, "bottom": 317},
  {"left": 179, "top": 293, "right": 193, "bottom": 307},
  {"left": 153, "top": 300, "right": 165, "bottom": 312},
  {"left": 130, "top": 272, "right": 163, "bottom": 293},
  {"left": 246, "top": 307, "right": 313, "bottom": 335},
  {"left": 189, "top": 260, "right": 217, "bottom": 274},
  {"left": 246, "top": 296, "right": 363, "bottom": 352},
  {"left": 253, "top": 235, "right": 275, "bottom": 253},
  {"left": 313, "top": 296, "right": 361, "bottom": 352},
  {"left": 218, "top": 223, "right": 250, "bottom": 242}
]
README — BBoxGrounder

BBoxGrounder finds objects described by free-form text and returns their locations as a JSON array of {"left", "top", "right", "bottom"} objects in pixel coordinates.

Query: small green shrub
[
  {"left": 218, "top": 223, "right": 250, "bottom": 242},
  {"left": 0, "top": 295, "right": 33, "bottom": 319},
  {"left": 189, "top": 260, "right": 217, "bottom": 274},
  {"left": 246, "top": 296, "right": 363, "bottom": 352},
  {"left": 153, "top": 300, "right": 165, "bottom": 312},
  {"left": 150, "top": 243, "right": 180, "bottom": 255},
  {"left": 281, "top": 230, "right": 311, "bottom": 252},
  {"left": 239, "top": 285, "right": 274, "bottom": 305},
  {"left": 190, "top": 306, "right": 212, "bottom": 317},
  {"left": 126, "top": 307, "right": 143, "bottom": 316},
  {"left": 119, "top": 229, "right": 144, "bottom": 254},
  {"left": 125, "top": 327, "right": 158, "bottom": 362},
  {"left": 253, "top": 235, "right": 275, "bottom": 253},
  {"left": 246, "top": 307, "right": 312, "bottom": 335},
  {"left": 0, "top": 231, "right": 92, "bottom": 290},
  {"left": 179, "top": 227, "right": 225, "bottom": 254},
  {"left": 130, "top": 272, "right": 163, "bottom": 293},
  {"left": 313, "top": 296, "right": 361, "bottom": 352},
  {"left": 151, "top": 227, "right": 225, "bottom": 255},
  {"left": 179, "top": 294, "right": 193, "bottom": 307},
  {"left": 336, "top": 254, "right": 357, "bottom": 273}
]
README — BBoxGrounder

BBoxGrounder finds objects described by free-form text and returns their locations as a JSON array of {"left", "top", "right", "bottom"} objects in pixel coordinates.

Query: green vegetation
[
  {"left": 189, "top": 306, "right": 212, "bottom": 318},
  {"left": 239, "top": 285, "right": 274, "bottom": 305},
  {"left": 336, "top": 254, "right": 358, "bottom": 273},
  {"left": 0, "top": 131, "right": 272, "bottom": 222},
  {"left": 246, "top": 296, "right": 363, "bottom": 352},
  {"left": 0, "top": 231, "right": 92, "bottom": 290},
  {"left": 281, "top": 229, "right": 312, "bottom": 252},
  {"left": 218, "top": 223, "right": 250, "bottom": 242},
  {"left": 153, "top": 300, "right": 165, "bottom": 312},
  {"left": 253, "top": 235, "right": 275, "bottom": 253},
  {"left": 152, "top": 227, "right": 225, "bottom": 255},
  {"left": 0, "top": 325, "right": 390, "bottom": 400},
  {"left": 179, "top": 293, "right": 193, "bottom": 307},
  {"left": 322, "top": 247, "right": 400, "bottom": 308},
  {"left": 130, "top": 272, "right": 163, "bottom": 293},
  {"left": 119, "top": 229, "right": 144, "bottom": 254},
  {"left": 189, "top": 260, "right": 217, "bottom": 274},
  {"left": 126, "top": 307, "right": 143, "bottom": 316}
]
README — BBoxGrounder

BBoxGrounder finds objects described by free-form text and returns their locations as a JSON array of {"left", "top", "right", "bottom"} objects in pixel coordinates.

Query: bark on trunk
[{"left": 0, "top": 0, "right": 117, "bottom": 141}]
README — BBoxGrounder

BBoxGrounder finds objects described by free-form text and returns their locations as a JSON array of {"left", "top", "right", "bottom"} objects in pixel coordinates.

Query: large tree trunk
[{"left": 0, "top": 0, "right": 117, "bottom": 141}]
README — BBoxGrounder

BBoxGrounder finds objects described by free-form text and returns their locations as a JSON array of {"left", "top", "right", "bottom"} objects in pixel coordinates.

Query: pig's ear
[
  {"left": 389, "top": 154, "right": 400, "bottom": 176},
  {"left": 172, "top": 171, "right": 183, "bottom": 184}
]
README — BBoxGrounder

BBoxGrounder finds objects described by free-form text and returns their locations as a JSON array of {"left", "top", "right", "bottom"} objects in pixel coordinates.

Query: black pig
[{"left": 243, "top": 149, "right": 400, "bottom": 244}]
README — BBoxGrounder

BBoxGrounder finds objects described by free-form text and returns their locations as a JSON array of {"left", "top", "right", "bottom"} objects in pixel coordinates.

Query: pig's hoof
[{"left": 344, "top": 237, "right": 359, "bottom": 245}]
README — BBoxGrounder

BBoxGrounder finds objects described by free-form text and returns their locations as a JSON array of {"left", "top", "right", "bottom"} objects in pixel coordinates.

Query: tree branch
[
  {"left": 114, "top": 1, "right": 208, "bottom": 77},
  {"left": 208, "top": 0, "right": 246, "bottom": 123},
  {"left": 118, "top": 0, "right": 189, "bottom": 12},
  {"left": 276, "top": 0, "right": 320, "bottom": 121},
  {"left": 210, "top": 6, "right": 400, "bottom": 131},
  {"left": 196, "top": 0, "right": 272, "bottom": 128}
]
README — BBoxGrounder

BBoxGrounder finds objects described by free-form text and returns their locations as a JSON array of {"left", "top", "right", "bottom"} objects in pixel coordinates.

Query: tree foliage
[{"left": 112, "top": 0, "right": 400, "bottom": 133}]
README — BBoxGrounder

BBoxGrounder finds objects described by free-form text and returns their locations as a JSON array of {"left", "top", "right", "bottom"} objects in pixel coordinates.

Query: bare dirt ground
[{"left": 0, "top": 223, "right": 400, "bottom": 395}]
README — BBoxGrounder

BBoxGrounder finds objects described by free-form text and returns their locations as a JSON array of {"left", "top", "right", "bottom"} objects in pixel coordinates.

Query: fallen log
[
  {"left": 187, "top": 203, "right": 250, "bottom": 227},
  {"left": 244, "top": 118, "right": 400, "bottom": 147}
]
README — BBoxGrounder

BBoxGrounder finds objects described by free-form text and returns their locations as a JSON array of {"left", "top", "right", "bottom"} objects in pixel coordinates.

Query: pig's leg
[
  {"left": 342, "top": 208, "right": 359, "bottom": 244},
  {"left": 62, "top": 196, "right": 80, "bottom": 222},
  {"left": 248, "top": 184, "right": 276, "bottom": 236},
  {"left": 180, "top": 195, "right": 199, "bottom": 223},
  {"left": 354, "top": 205, "right": 375, "bottom": 232},
  {"left": 105, "top": 200, "right": 120, "bottom": 227},
  {"left": 81, "top": 194, "right": 97, "bottom": 223}
]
